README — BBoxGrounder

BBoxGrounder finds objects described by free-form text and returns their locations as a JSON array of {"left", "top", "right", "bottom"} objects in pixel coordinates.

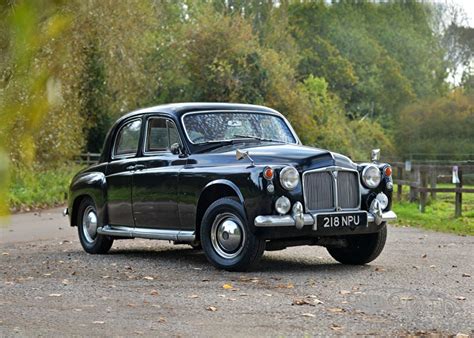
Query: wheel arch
[
  {"left": 195, "top": 180, "right": 244, "bottom": 240},
  {"left": 68, "top": 171, "right": 108, "bottom": 227}
]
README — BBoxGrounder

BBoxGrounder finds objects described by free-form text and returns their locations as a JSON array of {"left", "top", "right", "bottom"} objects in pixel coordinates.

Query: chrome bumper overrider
[{"left": 254, "top": 210, "right": 397, "bottom": 228}]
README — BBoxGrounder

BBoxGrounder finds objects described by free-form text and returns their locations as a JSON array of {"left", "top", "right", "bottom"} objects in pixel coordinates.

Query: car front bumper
[{"left": 254, "top": 210, "right": 397, "bottom": 229}]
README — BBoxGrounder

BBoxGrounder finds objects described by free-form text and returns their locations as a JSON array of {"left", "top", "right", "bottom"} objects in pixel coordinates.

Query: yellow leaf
[{"left": 222, "top": 283, "right": 233, "bottom": 289}]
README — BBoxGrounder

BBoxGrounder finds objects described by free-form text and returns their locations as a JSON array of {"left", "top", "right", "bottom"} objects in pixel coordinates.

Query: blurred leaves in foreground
[{"left": 0, "top": 1, "right": 70, "bottom": 216}]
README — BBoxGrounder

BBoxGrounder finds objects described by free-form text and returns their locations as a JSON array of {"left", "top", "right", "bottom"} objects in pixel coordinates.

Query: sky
[{"left": 456, "top": 0, "right": 474, "bottom": 26}]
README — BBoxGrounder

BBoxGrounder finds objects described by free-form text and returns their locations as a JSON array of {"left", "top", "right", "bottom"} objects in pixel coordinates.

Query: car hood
[{"left": 205, "top": 143, "right": 357, "bottom": 171}]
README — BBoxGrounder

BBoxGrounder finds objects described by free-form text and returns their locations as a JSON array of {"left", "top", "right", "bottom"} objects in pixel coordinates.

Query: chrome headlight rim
[
  {"left": 279, "top": 166, "right": 300, "bottom": 191},
  {"left": 362, "top": 164, "right": 382, "bottom": 188}
]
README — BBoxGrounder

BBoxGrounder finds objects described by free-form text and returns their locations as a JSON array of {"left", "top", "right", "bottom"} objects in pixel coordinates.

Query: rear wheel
[
  {"left": 200, "top": 198, "right": 265, "bottom": 271},
  {"left": 327, "top": 224, "right": 387, "bottom": 265},
  {"left": 77, "top": 197, "right": 113, "bottom": 254}
]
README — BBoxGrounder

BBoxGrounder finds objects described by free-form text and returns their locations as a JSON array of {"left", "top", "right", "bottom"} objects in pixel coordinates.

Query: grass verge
[
  {"left": 392, "top": 184, "right": 474, "bottom": 236},
  {"left": 9, "top": 164, "right": 84, "bottom": 212}
]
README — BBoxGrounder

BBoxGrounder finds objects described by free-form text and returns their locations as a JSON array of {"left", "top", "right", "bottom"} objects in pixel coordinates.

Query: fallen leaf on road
[
  {"left": 264, "top": 293, "right": 272, "bottom": 297},
  {"left": 143, "top": 276, "right": 154, "bottom": 281},
  {"left": 301, "top": 313, "right": 315, "bottom": 318},
  {"left": 400, "top": 296, "right": 414, "bottom": 301},
  {"left": 374, "top": 267, "right": 385, "bottom": 272},
  {"left": 228, "top": 298, "right": 237, "bottom": 301},
  {"left": 292, "top": 299, "right": 315, "bottom": 306},
  {"left": 222, "top": 283, "right": 233, "bottom": 289},
  {"left": 127, "top": 304, "right": 137, "bottom": 307},
  {"left": 102, "top": 276, "right": 110, "bottom": 279},
  {"left": 339, "top": 290, "right": 351, "bottom": 295},
  {"left": 1, "top": 252, "right": 9, "bottom": 256},
  {"left": 421, "top": 254, "right": 427, "bottom": 258},
  {"left": 306, "top": 295, "right": 323, "bottom": 304},
  {"left": 93, "top": 321, "right": 104, "bottom": 324},
  {"left": 62, "top": 279, "right": 69, "bottom": 285},
  {"left": 188, "top": 295, "right": 199, "bottom": 299},
  {"left": 327, "top": 307, "right": 344, "bottom": 313},
  {"left": 74, "top": 309, "right": 82, "bottom": 312},
  {"left": 150, "top": 290, "right": 159, "bottom": 296},
  {"left": 276, "top": 283, "right": 294, "bottom": 289},
  {"left": 48, "top": 293, "right": 62, "bottom": 297},
  {"left": 455, "top": 296, "right": 466, "bottom": 300},
  {"left": 430, "top": 265, "right": 436, "bottom": 269},
  {"left": 158, "top": 317, "right": 166, "bottom": 323},
  {"left": 330, "top": 324, "right": 343, "bottom": 331},
  {"left": 412, "top": 265, "right": 420, "bottom": 269},
  {"left": 462, "top": 273, "right": 471, "bottom": 277},
  {"left": 207, "top": 306, "right": 217, "bottom": 312}
]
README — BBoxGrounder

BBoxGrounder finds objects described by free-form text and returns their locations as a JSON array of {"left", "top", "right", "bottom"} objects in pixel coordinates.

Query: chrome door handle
[{"left": 126, "top": 164, "right": 145, "bottom": 171}]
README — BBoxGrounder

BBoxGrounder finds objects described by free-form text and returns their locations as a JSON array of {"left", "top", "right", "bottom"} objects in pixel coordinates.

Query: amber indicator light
[
  {"left": 263, "top": 167, "right": 274, "bottom": 180},
  {"left": 384, "top": 166, "right": 392, "bottom": 177}
]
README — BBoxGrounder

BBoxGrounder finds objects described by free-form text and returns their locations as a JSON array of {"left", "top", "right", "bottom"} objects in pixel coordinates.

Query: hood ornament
[{"left": 236, "top": 149, "right": 255, "bottom": 167}]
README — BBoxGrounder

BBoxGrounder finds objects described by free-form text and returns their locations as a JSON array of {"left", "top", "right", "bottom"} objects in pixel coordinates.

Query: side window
[
  {"left": 145, "top": 117, "right": 181, "bottom": 153},
  {"left": 114, "top": 119, "right": 142, "bottom": 158}
]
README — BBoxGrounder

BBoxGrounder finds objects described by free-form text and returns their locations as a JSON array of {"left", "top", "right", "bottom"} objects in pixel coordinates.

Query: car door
[
  {"left": 105, "top": 117, "right": 143, "bottom": 227},
  {"left": 132, "top": 116, "right": 187, "bottom": 229}
]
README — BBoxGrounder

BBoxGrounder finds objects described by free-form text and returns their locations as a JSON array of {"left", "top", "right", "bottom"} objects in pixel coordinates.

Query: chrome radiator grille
[{"left": 303, "top": 169, "right": 360, "bottom": 212}]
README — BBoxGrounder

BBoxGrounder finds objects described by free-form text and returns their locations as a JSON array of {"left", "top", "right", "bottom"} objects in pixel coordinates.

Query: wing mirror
[
  {"left": 170, "top": 143, "right": 183, "bottom": 155},
  {"left": 236, "top": 149, "right": 254, "bottom": 166}
]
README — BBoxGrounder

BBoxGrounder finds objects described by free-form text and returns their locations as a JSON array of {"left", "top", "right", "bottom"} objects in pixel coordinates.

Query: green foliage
[
  {"left": 79, "top": 38, "right": 110, "bottom": 153},
  {"left": 393, "top": 185, "right": 474, "bottom": 236},
  {"left": 396, "top": 91, "right": 474, "bottom": 159},
  {"left": 2, "top": 0, "right": 471, "bottom": 213},
  {"left": 9, "top": 163, "right": 83, "bottom": 212}
]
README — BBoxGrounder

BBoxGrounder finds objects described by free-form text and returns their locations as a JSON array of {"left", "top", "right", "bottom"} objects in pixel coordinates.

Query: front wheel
[
  {"left": 327, "top": 224, "right": 387, "bottom": 265},
  {"left": 200, "top": 198, "right": 265, "bottom": 271},
  {"left": 77, "top": 197, "right": 114, "bottom": 254}
]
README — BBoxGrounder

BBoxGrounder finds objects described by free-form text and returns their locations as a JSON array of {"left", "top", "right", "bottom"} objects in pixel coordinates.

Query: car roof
[{"left": 115, "top": 102, "right": 281, "bottom": 124}]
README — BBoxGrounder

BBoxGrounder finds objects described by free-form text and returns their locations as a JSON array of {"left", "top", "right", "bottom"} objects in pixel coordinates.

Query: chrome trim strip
[
  {"left": 97, "top": 225, "right": 195, "bottom": 242},
  {"left": 302, "top": 166, "right": 361, "bottom": 213},
  {"left": 63, "top": 208, "right": 68, "bottom": 217},
  {"left": 180, "top": 110, "right": 301, "bottom": 146},
  {"left": 254, "top": 210, "right": 397, "bottom": 228}
]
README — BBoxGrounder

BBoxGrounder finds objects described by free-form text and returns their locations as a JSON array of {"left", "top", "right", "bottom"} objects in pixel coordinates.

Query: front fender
[{"left": 68, "top": 170, "right": 107, "bottom": 227}]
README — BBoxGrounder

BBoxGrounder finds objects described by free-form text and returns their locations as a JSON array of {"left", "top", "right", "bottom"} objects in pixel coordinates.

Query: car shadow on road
[{"left": 107, "top": 246, "right": 369, "bottom": 274}]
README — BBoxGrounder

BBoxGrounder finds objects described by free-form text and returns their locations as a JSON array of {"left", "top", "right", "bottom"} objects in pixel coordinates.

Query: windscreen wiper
[{"left": 233, "top": 134, "right": 285, "bottom": 143}]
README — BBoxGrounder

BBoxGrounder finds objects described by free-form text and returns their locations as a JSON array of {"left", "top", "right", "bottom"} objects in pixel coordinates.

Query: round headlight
[
  {"left": 275, "top": 196, "right": 291, "bottom": 215},
  {"left": 279, "top": 166, "right": 300, "bottom": 190},
  {"left": 362, "top": 165, "right": 381, "bottom": 188}
]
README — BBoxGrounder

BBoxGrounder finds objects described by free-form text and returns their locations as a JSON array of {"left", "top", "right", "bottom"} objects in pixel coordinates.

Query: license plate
[{"left": 315, "top": 212, "right": 367, "bottom": 230}]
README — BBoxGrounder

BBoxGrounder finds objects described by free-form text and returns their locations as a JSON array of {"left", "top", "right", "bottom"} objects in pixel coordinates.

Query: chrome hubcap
[
  {"left": 82, "top": 206, "right": 98, "bottom": 243},
  {"left": 211, "top": 212, "right": 245, "bottom": 259}
]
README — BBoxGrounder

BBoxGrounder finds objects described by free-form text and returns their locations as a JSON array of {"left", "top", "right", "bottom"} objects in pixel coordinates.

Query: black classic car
[{"left": 65, "top": 103, "right": 396, "bottom": 271}]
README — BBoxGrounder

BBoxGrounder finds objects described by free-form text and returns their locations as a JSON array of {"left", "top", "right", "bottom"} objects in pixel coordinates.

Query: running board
[{"left": 97, "top": 225, "right": 195, "bottom": 242}]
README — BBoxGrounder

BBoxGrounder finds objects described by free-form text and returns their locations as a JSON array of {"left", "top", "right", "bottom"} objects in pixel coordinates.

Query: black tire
[
  {"left": 77, "top": 197, "right": 113, "bottom": 254},
  {"left": 200, "top": 198, "right": 265, "bottom": 271},
  {"left": 327, "top": 223, "right": 387, "bottom": 265}
]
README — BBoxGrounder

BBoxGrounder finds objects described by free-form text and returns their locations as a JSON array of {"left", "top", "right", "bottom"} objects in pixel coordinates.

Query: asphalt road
[{"left": 0, "top": 208, "right": 473, "bottom": 336}]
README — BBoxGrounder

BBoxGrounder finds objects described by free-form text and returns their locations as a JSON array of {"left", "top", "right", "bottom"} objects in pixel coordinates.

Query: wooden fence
[
  {"left": 76, "top": 152, "right": 101, "bottom": 165},
  {"left": 391, "top": 162, "right": 474, "bottom": 218}
]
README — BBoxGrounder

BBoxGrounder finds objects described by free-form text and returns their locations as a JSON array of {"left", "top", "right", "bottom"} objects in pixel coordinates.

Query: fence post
[
  {"left": 455, "top": 168, "right": 463, "bottom": 218},
  {"left": 409, "top": 167, "right": 420, "bottom": 202},
  {"left": 430, "top": 166, "right": 437, "bottom": 200},
  {"left": 419, "top": 170, "right": 428, "bottom": 213},
  {"left": 397, "top": 165, "right": 403, "bottom": 201}
]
